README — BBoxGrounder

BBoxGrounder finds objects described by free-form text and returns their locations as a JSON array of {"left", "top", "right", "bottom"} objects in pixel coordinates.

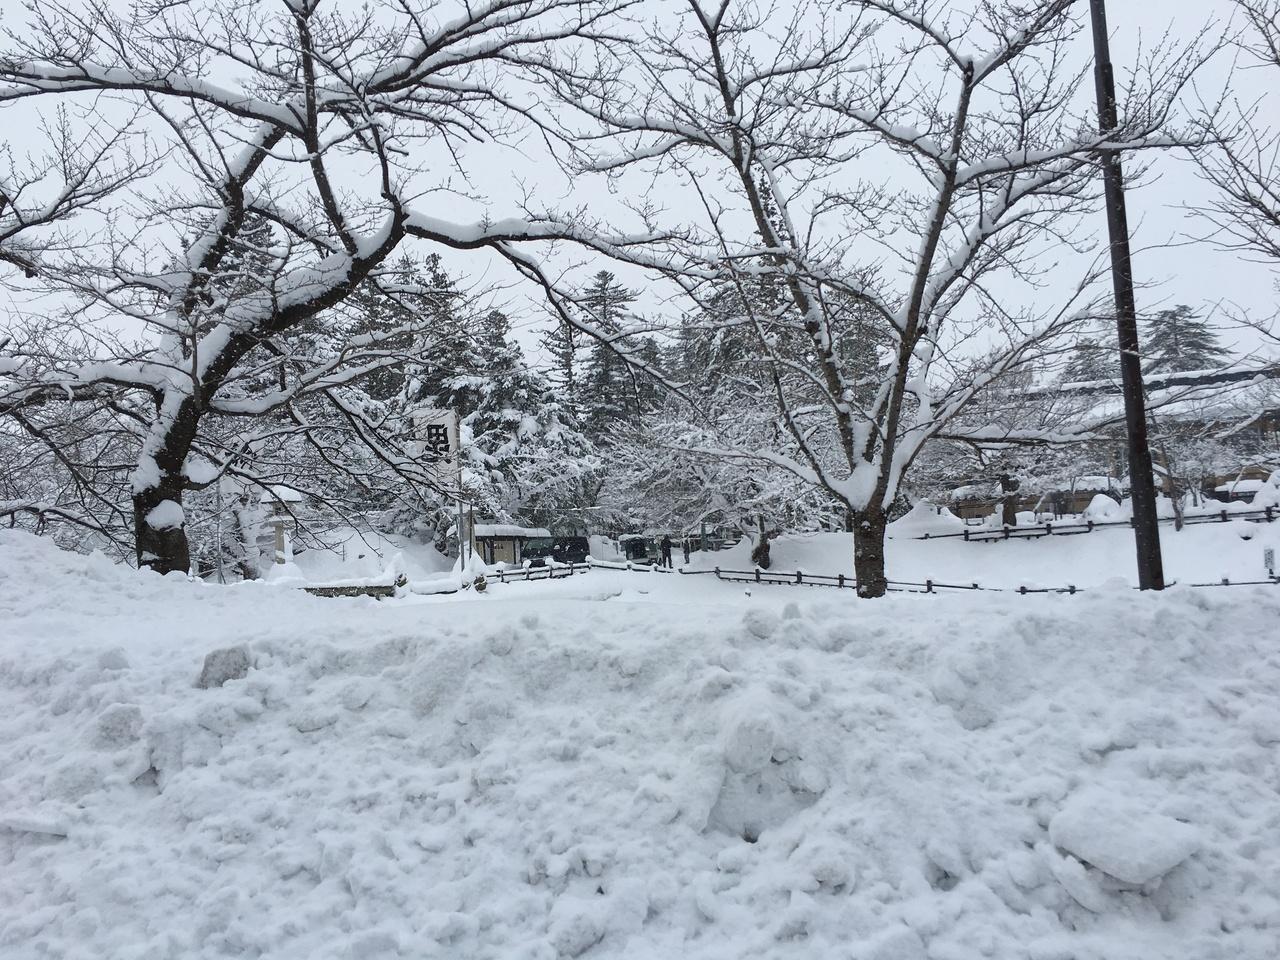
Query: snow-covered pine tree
[
  {"left": 579, "top": 270, "right": 645, "bottom": 436},
  {"left": 404, "top": 305, "right": 597, "bottom": 526},
  {"left": 341, "top": 255, "right": 459, "bottom": 404},
  {"left": 1063, "top": 333, "right": 1120, "bottom": 384},
  {"left": 1142, "top": 305, "right": 1230, "bottom": 374},
  {"left": 539, "top": 312, "right": 581, "bottom": 417}
]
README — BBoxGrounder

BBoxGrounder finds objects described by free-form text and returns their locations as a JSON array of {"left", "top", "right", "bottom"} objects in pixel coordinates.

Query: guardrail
[{"left": 917, "top": 506, "right": 1277, "bottom": 542}]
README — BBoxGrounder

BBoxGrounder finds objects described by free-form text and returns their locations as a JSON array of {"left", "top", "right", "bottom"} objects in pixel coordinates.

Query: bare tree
[
  {"left": 1, "top": 107, "right": 142, "bottom": 279},
  {"left": 1196, "top": 1, "right": 1280, "bottom": 268},
  {"left": 0, "top": 0, "right": 642, "bottom": 573},
  {"left": 565, "top": 0, "right": 1206, "bottom": 595}
]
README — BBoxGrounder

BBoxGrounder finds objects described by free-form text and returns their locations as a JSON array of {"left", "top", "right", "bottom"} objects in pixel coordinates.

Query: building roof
[
  {"left": 260, "top": 484, "right": 305, "bottom": 503},
  {"left": 472, "top": 524, "right": 550, "bottom": 539},
  {"left": 1215, "top": 478, "right": 1266, "bottom": 494}
]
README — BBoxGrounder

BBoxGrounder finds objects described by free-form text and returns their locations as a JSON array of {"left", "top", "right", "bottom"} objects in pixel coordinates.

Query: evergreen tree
[
  {"left": 579, "top": 270, "right": 643, "bottom": 436},
  {"left": 539, "top": 312, "right": 581, "bottom": 415},
  {"left": 402, "top": 300, "right": 597, "bottom": 524},
  {"left": 1142, "top": 305, "right": 1230, "bottom": 374},
  {"left": 1062, "top": 334, "right": 1119, "bottom": 384}
]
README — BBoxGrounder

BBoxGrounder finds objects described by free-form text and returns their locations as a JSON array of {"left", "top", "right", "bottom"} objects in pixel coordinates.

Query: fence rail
[
  {"left": 917, "top": 506, "right": 1277, "bottom": 542},
  {"left": 709, "top": 566, "right": 1279, "bottom": 595},
  {"left": 491, "top": 561, "right": 592, "bottom": 583}
]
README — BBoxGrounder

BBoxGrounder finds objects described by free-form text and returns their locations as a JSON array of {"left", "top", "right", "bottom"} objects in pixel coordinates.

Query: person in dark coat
[
  {"left": 681, "top": 538, "right": 691, "bottom": 564},
  {"left": 660, "top": 535, "right": 673, "bottom": 568}
]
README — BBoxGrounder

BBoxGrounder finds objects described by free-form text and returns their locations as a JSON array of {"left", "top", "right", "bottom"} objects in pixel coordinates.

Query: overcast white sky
[{"left": 1, "top": 0, "right": 1276, "bottom": 366}]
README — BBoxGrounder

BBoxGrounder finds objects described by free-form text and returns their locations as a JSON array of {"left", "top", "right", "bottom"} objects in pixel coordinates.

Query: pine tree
[
  {"left": 539, "top": 313, "right": 581, "bottom": 415},
  {"left": 1063, "top": 334, "right": 1119, "bottom": 384},
  {"left": 579, "top": 270, "right": 643, "bottom": 436},
  {"left": 1142, "top": 305, "right": 1230, "bottom": 374}
]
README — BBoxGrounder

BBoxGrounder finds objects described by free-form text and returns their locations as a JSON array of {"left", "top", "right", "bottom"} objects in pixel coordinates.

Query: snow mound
[
  {"left": 1250, "top": 472, "right": 1280, "bottom": 510},
  {"left": 887, "top": 500, "right": 965, "bottom": 538},
  {"left": 4, "top": 530, "right": 1280, "bottom": 959},
  {"left": 1083, "top": 493, "right": 1123, "bottom": 522}
]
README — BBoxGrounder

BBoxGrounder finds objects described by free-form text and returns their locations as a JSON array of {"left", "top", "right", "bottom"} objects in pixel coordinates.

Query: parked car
[
  {"left": 619, "top": 534, "right": 656, "bottom": 564},
  {"left": 524, "top": 536, "right": 590, "bottom": 566}
]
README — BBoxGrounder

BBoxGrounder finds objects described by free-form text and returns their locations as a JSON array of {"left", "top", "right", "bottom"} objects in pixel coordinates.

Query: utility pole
[{"left": 1088, "top": 0, "right": 1164, "bottom": 590}]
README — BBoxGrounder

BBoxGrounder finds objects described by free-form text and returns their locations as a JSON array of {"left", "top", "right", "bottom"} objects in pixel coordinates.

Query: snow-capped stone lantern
[{"left": 260, "top": 485, "right": 306, "bottom": 564}]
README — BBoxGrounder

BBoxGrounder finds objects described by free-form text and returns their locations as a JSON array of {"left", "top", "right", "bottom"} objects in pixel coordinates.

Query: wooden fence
[{"left": 918, "top": 506, "right": 1277, "bottom": 543}]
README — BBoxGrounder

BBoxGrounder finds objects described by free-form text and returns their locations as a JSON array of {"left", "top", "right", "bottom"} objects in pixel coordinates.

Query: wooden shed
[{"left": 471, "top": 523, "right": 551, "bottom": 566}]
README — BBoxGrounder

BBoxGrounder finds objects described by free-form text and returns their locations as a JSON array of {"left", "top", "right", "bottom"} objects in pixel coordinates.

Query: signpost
[{"left": 412, "top": 409, "right": 468, "bottom": 566}]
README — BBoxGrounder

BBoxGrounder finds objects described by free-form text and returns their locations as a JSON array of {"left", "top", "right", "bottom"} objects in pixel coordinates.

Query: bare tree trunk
[
  {"left": 133, "top": 482, "right": 191, "bottom": 574},
  {"left": 854, "top": 509, "right": 888, "bottom": 598},
  {"left": 132, "top": 400, "right": 200, "bottom": 574}
]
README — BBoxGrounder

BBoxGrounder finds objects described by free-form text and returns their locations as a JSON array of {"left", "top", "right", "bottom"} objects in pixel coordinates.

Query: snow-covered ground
[
  {"left": 3, "top": 528, "right": 1279, "bottom": 959},
  {"left": 691, "top": 519, "right": 1280, "bottom": 591}
]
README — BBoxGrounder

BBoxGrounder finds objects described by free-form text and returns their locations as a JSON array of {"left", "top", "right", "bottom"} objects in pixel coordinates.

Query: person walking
[
  {"left": 681, "top": 537, "right": 691, "bottom": 565},
  {"left": 660, "top": 534, "right": 673, "bottom": 569}
]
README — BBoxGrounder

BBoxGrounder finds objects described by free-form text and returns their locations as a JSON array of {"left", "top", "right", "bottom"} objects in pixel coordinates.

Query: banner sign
[{"left": 410, "top": 409, "right": 461, "bottom": 493}]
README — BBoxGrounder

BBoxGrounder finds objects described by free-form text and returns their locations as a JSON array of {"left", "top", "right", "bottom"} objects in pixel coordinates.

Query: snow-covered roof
[
  {"left": 1067, "top": 476, "right": 1119, "bottom": 491},
  {"left": 950, "top": 483, "right": 997, "bottom": 501},
  {"left": 1215, "top": 478, "right": 1265, "bottom": 494},
  {"left": 261, "top": 484, "right": 305, "bottom": 503},
  {"left": 472, "top": 524, "right": 549, "bottom": 539}
]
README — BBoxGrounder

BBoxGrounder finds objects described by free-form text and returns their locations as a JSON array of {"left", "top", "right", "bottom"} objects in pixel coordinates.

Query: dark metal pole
[{"left": 1088, "top": 0, "right": 1164, "bottom": 590}]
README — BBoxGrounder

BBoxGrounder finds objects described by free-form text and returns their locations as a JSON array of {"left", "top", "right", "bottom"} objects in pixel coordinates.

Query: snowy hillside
[{"left": 3, "top": 530, "right": 1279, "bottom": 959}]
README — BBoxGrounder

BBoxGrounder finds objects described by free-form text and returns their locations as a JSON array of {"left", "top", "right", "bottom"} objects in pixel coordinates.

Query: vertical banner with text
[{"left": 411, "top": 409, "right": 467, "bottom": 558}]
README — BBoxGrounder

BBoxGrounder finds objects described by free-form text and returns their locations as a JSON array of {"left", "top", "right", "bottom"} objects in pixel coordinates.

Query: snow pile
[
  {"left": 291, "top": 527, "right": 450, "bottom": 584},
  {"left": 887, "top": 500, "right": 965, "bottom": 538},
  {"left": 1083, "top": 493, "right": 1124, "bottom": 522},
  {"left": 3, "top": 530, "right": 1280, "bottom": 959},
  {"left": 1248, "top": 472, "right": 1280, "bottom": 511}
]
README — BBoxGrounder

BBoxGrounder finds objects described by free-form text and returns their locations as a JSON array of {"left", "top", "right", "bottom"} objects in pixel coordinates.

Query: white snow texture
[{"left": 1, "top": 529, "right": 1279, "bottom": 960}]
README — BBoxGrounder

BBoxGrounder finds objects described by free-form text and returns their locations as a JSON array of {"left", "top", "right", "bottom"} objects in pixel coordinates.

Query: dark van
[{"left": 524, "top": 536, "right": 590, "bottom": 566}]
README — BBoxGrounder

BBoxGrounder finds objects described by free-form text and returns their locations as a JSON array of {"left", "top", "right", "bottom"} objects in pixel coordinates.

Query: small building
[
  {"left": 1214, "top": 475, "right": 1267, "bottom": 503},
  {"left": 471, "top": 523, "right": 551, "bottom": 565},
  {"left": 947, "top": 477, "right": 1124, "bottom": 521}
]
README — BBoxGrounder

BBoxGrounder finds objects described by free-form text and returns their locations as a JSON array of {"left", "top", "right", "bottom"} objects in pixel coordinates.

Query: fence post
[
  {"left": 715, "top": 566, "right": 721, "bottom": 580},
  {"left": 1221, "top": 510, "right": 1228, "bottom": 523},
  {"left": 837, "top": 573, "right": 845, "bottom": 588},
  {"left": 1019, "top": 585, "right": 1027, "bottom": 595},
  {"left": 1045, "top": 523, "right": 1052, "bottom": 535},
  {"left": 755, "top": 568, "right": 761, "bottom": 583},
  {"left": 1267, "top": 507, "right": 1274, "bottom": 523},
  {"left": 925, "top": 579, "right": 933, "bottom": 593},
  {"left": 796, "top": 570, "right": 803, "bottom": 584},
  {"left": 1068, "top": 585, "right": 1076, "bottom": 595},
  {"left": 1222, "top": 577, "right": 1230, "bottom": 586},
  {"left": 963, "top": 529, "right": 969, "bottom": 542}
]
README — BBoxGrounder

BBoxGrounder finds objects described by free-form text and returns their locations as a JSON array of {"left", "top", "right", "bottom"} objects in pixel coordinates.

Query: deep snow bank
[{"left": 2, "top": 530, "right": 1279, "bottom": 960}]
